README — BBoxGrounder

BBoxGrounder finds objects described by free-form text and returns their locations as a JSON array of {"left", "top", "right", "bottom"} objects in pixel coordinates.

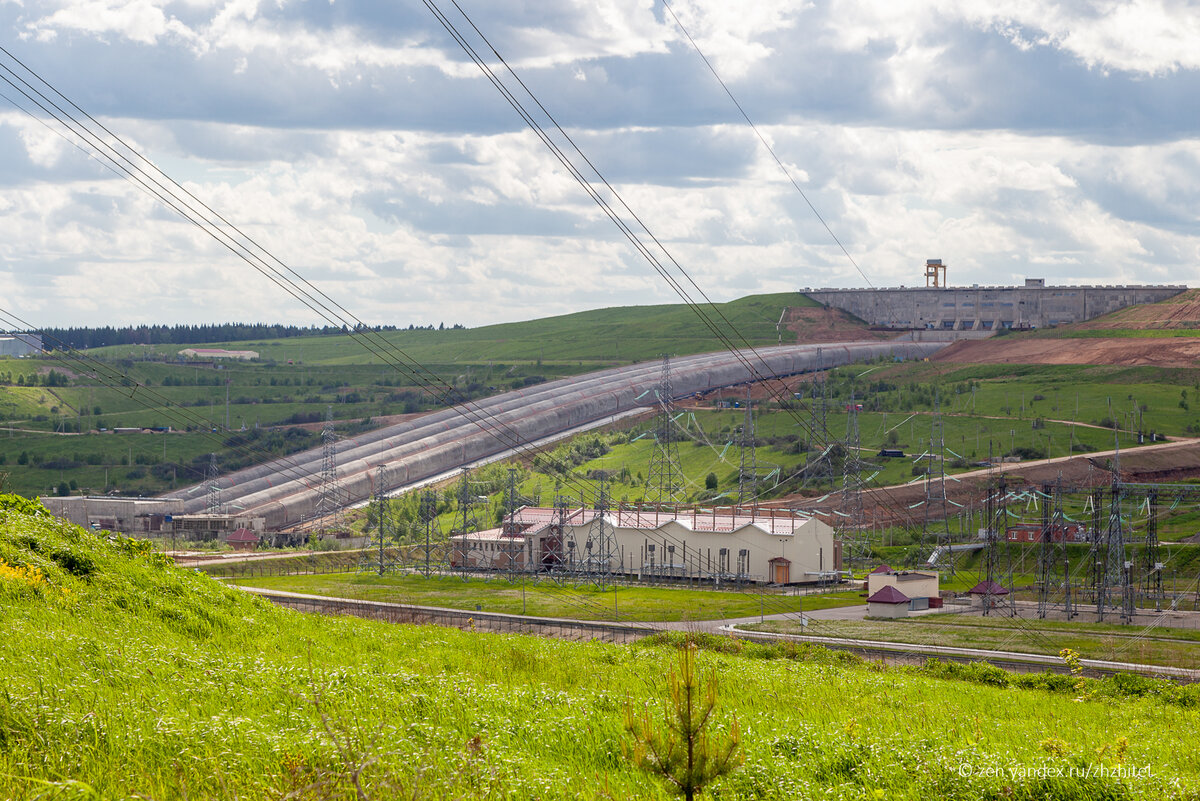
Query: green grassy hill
[
  {"left": 84, "top": 292, "right": 818, "bottom": 366},
  {"left": 4, "top": 495, "right": 1200, "bottom": 799}
]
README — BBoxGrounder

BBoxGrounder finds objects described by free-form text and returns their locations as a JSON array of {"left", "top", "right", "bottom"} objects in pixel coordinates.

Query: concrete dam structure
[
  {"left": 165, "top": 341, "right": 946, "bottom": 530},
  {"left": 806, "top": 282, "right": 1186, "bottom": 331}
]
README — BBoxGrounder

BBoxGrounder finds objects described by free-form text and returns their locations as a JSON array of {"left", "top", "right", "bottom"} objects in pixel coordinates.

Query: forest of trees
[{"left": 33, "top": 322, "right": 468, "bottom": 350}]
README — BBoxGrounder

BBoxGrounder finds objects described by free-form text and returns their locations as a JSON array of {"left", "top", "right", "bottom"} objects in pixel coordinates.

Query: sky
[{"left": 0, "top": 0, "right": 1198, "bottom": 329}]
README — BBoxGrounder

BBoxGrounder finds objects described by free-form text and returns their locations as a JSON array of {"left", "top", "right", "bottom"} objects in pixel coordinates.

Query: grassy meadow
[
  {"left": 750, "top": 613, "right": 1200, "bottom": 672},
  {"left": 225, "top": 571, "right": 863, "bottom": 622},
  {"left": 6, "top": 494, "right": 1200, "bottom": 799}
]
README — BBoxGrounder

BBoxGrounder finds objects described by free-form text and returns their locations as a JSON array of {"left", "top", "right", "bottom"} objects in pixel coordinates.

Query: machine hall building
[{"left": 451, "top": 506, "right": 840, "bottom": 585}]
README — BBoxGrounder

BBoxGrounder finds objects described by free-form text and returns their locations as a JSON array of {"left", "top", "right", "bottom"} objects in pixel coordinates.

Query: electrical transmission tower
[
  {"left": 646, "top": 355, "right": 683, "bottom": 506},
  {"left": 805, "top": 375, "right": 833, "bottom": 490},
  {"left": 312, "top": 406, "right": 345, "bottom": 532},
  {"left": 415, "top": 489, "right": 443, "bottom": 578},
  {"left": 838, "top": 392, "right": 867, "bottom": 568},
  {"left": 921, "top": 395, "right": 952, "bottom": 572},
  {"left": 737, "top": 387, "right": 758, "bottom": 509},
  {"left": 360, "top": 464, "right": 397, "bottom": 575},
  {"left": 205, "top": 452, "right": 221, "bottom": 515},
  {"left": 1144, "top": 491, "right": 1164, "bottom": 611},
  {"left": 982, "top": 472, "right": 1010, "bottom": 617},
  {"left": 1097, "top": 444, "right": 1132, "bottom": 622},
  {"left": 580, "top": 475, "right": 619, "bottom": 586},
  {"left": 503, "top": 467, "right": 526, "bottom": 580},
  {"left": 1036, "top": 482, "right": 1072, "bottom": 618},
  {"left": 454, "top": 468, "right": 483, "bottom": 577}
]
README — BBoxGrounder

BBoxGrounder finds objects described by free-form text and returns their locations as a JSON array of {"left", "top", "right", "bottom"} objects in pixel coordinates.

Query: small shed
[
  {"left": 967, "top": 580, "right": 1010, "bottom": 609},
  {"left": 226, "top": 527, "right": 259, "bottom": 552},
  {"left": 867, "top": 585, "right": 911, "bottom": 618}
]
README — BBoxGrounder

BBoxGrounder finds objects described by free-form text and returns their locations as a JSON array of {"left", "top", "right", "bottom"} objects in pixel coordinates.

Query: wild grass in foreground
[{"left": 3, "top": 494, "right": 1200, "bottom": 799}]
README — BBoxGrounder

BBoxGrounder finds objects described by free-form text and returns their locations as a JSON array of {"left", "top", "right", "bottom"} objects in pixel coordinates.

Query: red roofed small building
[
  {"left": 226, "top": 527, "right": 259, "bottom": 552},
  {"left": 867, "top": 585, "right": 911, "bottom": 618},
  {"left": 967, "top": 580, "right": 1010, "bottom": 610}
]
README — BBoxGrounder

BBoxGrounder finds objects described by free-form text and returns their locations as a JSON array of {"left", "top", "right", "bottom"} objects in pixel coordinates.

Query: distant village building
[
  {"left": 864, "top": 567, "right": 941, "bottom": 617},
  {"left": 0, "top": 333, "right": 43, "bottom": 357},
  {"left": 1006, "top": 522, "right": 1088, "bottom": 543},
  {"left": 451, "top": 506, "right": 840, "bottom": 585},
  {"left": 178, "top": 348, "right": 260, "bottom": 360}
]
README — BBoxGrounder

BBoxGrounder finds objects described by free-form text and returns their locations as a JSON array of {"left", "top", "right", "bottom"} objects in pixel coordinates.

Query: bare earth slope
[
  {"left": 933, "top": 335, "right": 1200, "bottom": 368},
  {"left": 1076, "top": 287, "right": 1200, "bottom": 329},
  {"left": 931, "top": 287, "right": 1200, "bottom": 367}
]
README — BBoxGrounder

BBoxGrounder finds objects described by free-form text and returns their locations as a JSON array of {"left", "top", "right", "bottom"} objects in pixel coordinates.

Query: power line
[{"left": 659, "top": 0, "right": 875, "bottom": 288}]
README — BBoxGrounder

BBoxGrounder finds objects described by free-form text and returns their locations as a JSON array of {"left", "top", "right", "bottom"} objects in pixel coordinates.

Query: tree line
[{"left": 35, "top": 323, "right": 407, "bottom": 350}]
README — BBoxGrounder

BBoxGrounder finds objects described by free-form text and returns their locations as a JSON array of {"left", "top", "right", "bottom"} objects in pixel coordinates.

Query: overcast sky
[{"left": 1, "top": 0, "right": 1197, "bottom": 329}]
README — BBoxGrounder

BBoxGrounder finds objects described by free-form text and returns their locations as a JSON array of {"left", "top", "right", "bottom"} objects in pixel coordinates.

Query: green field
[
  {"left": 82, "top": 292, "right": 815, "bottom": 365},
  {"left": 227, "top": 571, "right": 863, "bottom": 622},
  {"left": 7, "top": 495, "right": 1200, "bottom": 799},
  {"left": 0, "top": 292, "right": 812, "bottom": 497},
  {"left": 749, "top": 613, "right": 1200, "bottom": 671}
]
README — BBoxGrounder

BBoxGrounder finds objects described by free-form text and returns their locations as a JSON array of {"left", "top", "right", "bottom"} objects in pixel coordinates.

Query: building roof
[
  {"left": 867, "top": 585, "right": 910, "bottom": 604},
  {"left": 451, "top": 527, "right": 524, "bottom": 542},
  {"left": 893, "top": 571, "right": 936, "bottom": 582},
  {"left": 968, "top": 580, "right": 1010, "bottom": 596},
  {"left": 870, "top": 563, "right": 894, "bottom": 574},
  {"left": 509, "top": 506, "right": 810, "bottom": 536},
  {"left": 227, "top": 528, "right": 258, "bottom": 543}
]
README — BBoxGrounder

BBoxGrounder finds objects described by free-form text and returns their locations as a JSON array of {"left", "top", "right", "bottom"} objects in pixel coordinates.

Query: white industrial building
[
  {"left": 451, "top": 506, "right": 840, "bottom": 585},
  {"left": 0, "top": 333, "right": 42, "bottom": 357},
  {"left": 178, "top": 348, "right": 260, "bottom": 360}
]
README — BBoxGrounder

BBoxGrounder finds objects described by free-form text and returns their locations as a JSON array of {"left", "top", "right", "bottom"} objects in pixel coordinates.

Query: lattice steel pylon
[
  {"left": 205, "top": 452, "right": 221, "bottom": 515},
  {"left": 1036, "top": 481, "right": 1072, "bottom": 618},
  {"left": 1144, "top": 490, "right": 1164, "bottom": 611},
  {"left": 981, "top": 471, "right": 1011, "bottom": 617},
  {"left": 838, "top": 392, "right": 867, "bottom": 568},
  {"left": 454, "top": 468, "right": 484, "bottom": 576},
  {"left": 360, "top": 464, "right": 398, "bottom": 575},
  {"left": 580, "top": 475, "right": 619, "bottom": 586},
  {"left": 1097, "top": 443, "right": 1131, "bottom": 622},
  {"left": 415, "top": 489, "right": 444, "bottom": 578},
  {"left": 646, "top": 355, "right": 683, "bottom": 506},
  {"left": 737, "top": 387, "right": 758, "bottom": 510},
  {"left": 312, "top": 406, "right": 345, "bottom": 532},
  {"left": 805, "top": 375, "right": 833, "bottom": 490},
  {"left": 503, "top": 467, "right": 525, "bottom": 580},
  {"left": 922, "top": 395, "right": 952, "bottom": 572}
]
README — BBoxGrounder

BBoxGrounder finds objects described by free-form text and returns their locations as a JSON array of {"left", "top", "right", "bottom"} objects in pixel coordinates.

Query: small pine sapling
[{"left": 624, "top": 641, "right": 741, "bottom": 800}]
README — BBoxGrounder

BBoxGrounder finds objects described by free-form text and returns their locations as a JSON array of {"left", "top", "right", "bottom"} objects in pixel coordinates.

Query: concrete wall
[{"left": 806, "top": 285, "right": 1186, "bottom": 330}]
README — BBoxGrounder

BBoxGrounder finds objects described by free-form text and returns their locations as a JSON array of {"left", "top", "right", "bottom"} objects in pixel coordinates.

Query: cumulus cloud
[{"left": 0, "top": 0, "right": 1196, "bottom": 329}]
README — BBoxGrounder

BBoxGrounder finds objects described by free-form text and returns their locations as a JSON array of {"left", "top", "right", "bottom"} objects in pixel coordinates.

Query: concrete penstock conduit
[{"left": 163, "top": 341, "right": 948, "bottom": 529}]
